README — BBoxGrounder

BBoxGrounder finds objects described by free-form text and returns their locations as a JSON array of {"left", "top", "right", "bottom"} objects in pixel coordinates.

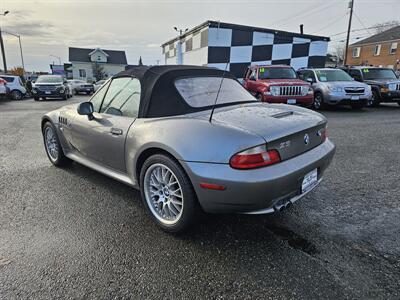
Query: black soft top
[{"left": 113, "top": 65, "right": 236, "bottom": 118}]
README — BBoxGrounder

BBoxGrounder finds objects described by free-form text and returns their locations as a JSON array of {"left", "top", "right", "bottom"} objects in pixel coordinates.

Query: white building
[
  {"left": 162, "top": 21, "right": 330, "bottom": 79},
  {"left": 68, "top": 47, "right": 128, "bottom": 81}
]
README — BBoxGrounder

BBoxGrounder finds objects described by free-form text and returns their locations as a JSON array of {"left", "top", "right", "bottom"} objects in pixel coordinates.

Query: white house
[{"left": 68, "top": 47, "right": 128, "bottom": 81}]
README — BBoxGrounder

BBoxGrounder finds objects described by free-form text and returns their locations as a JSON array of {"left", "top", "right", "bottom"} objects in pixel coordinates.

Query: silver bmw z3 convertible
[{"left": 41, "top": 65, "right": 335, "bottom": 232}]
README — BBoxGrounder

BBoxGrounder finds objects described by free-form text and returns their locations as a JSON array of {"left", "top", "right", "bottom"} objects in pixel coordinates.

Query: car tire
[
  {"left": 368, "top": 90, "right": 380, "bottom": 107},
  {"left": 42, "top": 97, "right": 46, "bottom": 101},
  {"left": 351, "top": 103, "right": 364, "bottom": 110},
  {"left": 313, "top": 92, "right": 324, "bottom": 110},
  {"left": 62, "top": 94, "right": 67, "bottom": 100},
  {"left": 34, "top": 97, "right": 40, "bottom": 101},
  {"left": 74, "top": 89, "right": 79, "bottom": 95},
  {"left": 10, "top": 90, "right": 23, "bottom": 101},
  {"left": 140, "top": 154, "right": 201, "bottom": 233},
  {"left": 42, "top": 122, "right": 72, "bottom": 167},
  {"left": 256, "top": 93, "right": 263, "bottom": 101}
]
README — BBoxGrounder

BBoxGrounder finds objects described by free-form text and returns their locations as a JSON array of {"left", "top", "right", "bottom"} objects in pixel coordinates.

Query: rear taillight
[
  {"left": 0, "top": 79, "right": 6, "bottom": 85},
  {"left": 230, "top": 145, "right": 281, "bottom": 169}
]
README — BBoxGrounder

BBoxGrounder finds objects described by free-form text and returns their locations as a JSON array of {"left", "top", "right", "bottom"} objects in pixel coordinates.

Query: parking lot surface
[{"left": 0, "top": 96, "right": 399, "bottom": 299}]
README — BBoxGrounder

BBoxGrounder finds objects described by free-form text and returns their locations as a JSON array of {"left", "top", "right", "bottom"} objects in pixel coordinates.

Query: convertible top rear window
[{"left": 175, "top": 77, "right": 256, "bottom": 108}]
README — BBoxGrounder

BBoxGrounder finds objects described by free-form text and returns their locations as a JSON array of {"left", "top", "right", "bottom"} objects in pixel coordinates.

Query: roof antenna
[{"left": 209, "top": 62, "right": 229, "bottom": 123}]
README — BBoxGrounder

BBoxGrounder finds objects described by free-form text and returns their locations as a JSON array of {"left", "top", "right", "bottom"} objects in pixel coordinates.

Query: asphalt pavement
[{"left": 0, "top": 96, "right": 399, "bottom": 299}]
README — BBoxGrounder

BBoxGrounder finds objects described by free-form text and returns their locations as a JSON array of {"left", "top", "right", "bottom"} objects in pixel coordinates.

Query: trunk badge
[{"left": 304, "top": 134, "right": 310, "bottom": 145}]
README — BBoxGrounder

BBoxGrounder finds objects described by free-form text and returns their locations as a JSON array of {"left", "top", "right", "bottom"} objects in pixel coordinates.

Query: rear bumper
[
  {"left": 262, "top": 94, "right": 313, "bottom": 106},
  {"left": 181, "top": 139, "right": 335, "bottom": 214},
  {"left": 76, "top": 87, "right": 94, "bottom": 93}
]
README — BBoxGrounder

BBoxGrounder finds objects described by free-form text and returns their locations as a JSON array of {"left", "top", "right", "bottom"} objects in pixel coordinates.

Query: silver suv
[{"left": 297, "top": 68, "right": 372, "bottom": 110}]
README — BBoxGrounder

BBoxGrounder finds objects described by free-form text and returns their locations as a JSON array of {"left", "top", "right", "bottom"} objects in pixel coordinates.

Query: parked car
[
  {"left": 94, "top": 79, "right": 107, "bottom": 92},
  {"left": 68, "top": 79, "right": 94, "bottom": 95},
  {"left": 41, "top": 65, "right": 335, "bottom": 232},
  {"left": 32, "top": 75, "right": 70, "bottom": 101},
  {"left": 0, "top": 75, "right": 26, "bottom": 100},
  {"left": 0, "top": 77, "right": 10, "bottom": 98},
  {"left": 242, "top": 65, "right": 314, "bottom": 107},
  {"left": 297, "top": 68, "right": 372, "bottom": 110},
  {"left": 342, "top": 66, "right": 400, "bottom": 107}
]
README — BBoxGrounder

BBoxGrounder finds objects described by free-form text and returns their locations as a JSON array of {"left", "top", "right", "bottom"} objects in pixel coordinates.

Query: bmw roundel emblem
[{"left": 304, "top": 134, "right": 310, "bottom": 145}]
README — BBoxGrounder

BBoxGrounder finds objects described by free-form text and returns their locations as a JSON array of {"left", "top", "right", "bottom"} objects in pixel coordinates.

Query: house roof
[
  {"left": 69, "top": 47, "right": 127, "bottom": 64},
  {"left": 351, "top": 25, "right": 400, "bottom": 46},
  {"left": 162, "top": 20, "right": 330, "bottom": 47}
]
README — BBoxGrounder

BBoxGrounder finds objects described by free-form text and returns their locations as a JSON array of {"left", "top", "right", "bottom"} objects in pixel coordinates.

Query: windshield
[
  {"left": 362, "top": 68, "right": 397, "bottom": 80},
  {"left": 315, "top": 69, "right": 352, "bottom": 82},
  {"left": 175, "top": 77, "right": 256, "bottom": 108},
  {"left": 36, "top": 76, "right": 63, "bottom": 83},
  {"left": 258, "top": 67, "right": 297, "bottom": 79}
]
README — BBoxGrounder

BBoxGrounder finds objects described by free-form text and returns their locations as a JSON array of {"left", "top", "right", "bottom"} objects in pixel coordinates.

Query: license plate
[
  {"left": 287, "top": 99, "right": 297, "bottom": 104},
  {"left": 45, "top": 91, "right": 51, "bottom": 94},
  {"left": 302, "top": 169, "right": 318, "bottom": 193},
  {"left": 351, "top": 96, "right": 360, "bottom": 100},
  {"left": 86, "top": 89, "right": 91, "bottom": 91}
]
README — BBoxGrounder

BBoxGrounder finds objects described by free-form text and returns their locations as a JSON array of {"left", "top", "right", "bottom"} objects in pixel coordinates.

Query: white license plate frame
[
  {"left": 45, "top": 91, "right": 51, "bottom": 94},
  {"left": 287, "top": 99, "right": 297, "bottom": 104},
  {"left": 302, "top": 169, "right": 318, "bottom": 193},
  {"left": 351, "top": 95, "right": 360, "bottom": 100}
]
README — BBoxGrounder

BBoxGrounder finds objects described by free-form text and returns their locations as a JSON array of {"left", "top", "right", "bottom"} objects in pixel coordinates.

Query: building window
[
  {"left": 79, "top": 69, "right": 86, "bottom": 78},
  {"left": 390, "top": 42, "right": 398, "bottom": 54},
  {"left": 352, "top": 47, "right": 361, "bottom": 58},
  {"left": 374, "top": 44, "right": 381, "bottom": 56}
]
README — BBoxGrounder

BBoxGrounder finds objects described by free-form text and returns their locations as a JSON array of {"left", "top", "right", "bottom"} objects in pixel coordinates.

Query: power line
[
  {"left": 271, "top": 1, "right": 339, "bottom": 28},
  {"left": 353, "top": 12, "right": 372, "bottom": 36},
  {"left": 310, "top": 13, "right": 348, "bottom": 35}
]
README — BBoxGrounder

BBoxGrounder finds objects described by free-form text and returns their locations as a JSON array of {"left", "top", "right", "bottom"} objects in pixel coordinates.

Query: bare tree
[
  {"left": 372, "top": 20, "right": 400, "bottom": 34},
  {"left": 92, "top": 63, "right": 106, "bottom": 82},
  {"left": 330, "top": 42, "right": 346, "bottom": 66}
]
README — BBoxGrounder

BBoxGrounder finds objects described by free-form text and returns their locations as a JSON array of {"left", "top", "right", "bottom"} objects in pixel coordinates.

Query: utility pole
[
  {"left": 0, "top": 10, "right": 10, "bottom": 73},
  {"left": 3, "top": 31, "right": 25, "bottom": 75},
  {"left": 173, "top": 27, "right": 188, "bottom": 65},
  {"left": 344, "top": 0, "right": 354, "bottom": 66}
]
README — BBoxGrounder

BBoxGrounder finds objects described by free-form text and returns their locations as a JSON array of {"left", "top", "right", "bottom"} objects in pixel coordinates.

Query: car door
[{"left": 70, "top": 77, "right": 141, "bottom": 172}]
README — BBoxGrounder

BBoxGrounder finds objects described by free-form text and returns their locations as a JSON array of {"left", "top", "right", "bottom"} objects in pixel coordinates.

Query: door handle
[{"left": 110, "top": 128, "right": 123, "bottom": 136}]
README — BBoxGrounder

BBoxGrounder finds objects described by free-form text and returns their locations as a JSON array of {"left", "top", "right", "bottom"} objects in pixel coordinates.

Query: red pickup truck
[{"left": 243, "top": 65, "right": 314, "bottom": 106}]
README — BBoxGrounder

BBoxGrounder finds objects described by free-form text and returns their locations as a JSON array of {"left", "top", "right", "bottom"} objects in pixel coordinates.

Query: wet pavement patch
[{"left": 267, "top": 225, "right": 319, "bottom": 256}]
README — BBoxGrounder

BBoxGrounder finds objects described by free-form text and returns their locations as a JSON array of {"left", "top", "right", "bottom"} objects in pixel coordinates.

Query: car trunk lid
[{"left": 204, "top": 103, "right": 327, "bottom": 161}]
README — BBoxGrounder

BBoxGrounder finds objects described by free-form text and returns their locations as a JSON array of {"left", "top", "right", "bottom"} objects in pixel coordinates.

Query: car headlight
[
  {"left": 380, "top": 86, "right": 390, "bottom": 93},
  {"left": 388, "top": 83, "right": 397, "bottom": 91},
  {"left": 301, "top": 86, "right": 309, "bottom": 96},
  {"left": 270, "top": 86, "right": 280, "bottom": 96},
  {"left": 328, "top": 85, "right": 343, "bottom": 93}
]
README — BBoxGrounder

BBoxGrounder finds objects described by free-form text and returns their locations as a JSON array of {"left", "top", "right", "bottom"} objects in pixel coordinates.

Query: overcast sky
[{"left": 1, "top": 0, "right": 399, "bottom": 71}]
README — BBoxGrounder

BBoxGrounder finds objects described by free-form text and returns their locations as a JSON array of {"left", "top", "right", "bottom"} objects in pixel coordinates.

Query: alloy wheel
[
  {"left": 314, "top": 94, "right": 322, "bottom": 109},
  {"left": 11, "top": 90, "right": 23, "bottom": 100},
  {"left": 143, "top": 163, "right": 184, "bottom": 225},
  {"left": 44, "top": 126, "right": 59, "bottom": 161}
]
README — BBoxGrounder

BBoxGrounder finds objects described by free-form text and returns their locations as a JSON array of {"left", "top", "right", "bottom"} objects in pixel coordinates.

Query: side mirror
[
  {"left": 249, "top": 76, "right": 256, "bottom": 81},
  {"left": 306, "top": 78, "right": 314, "bottom": 84},
  {"left": 77, "top": 102, "right": 94, "bottom": 120}
]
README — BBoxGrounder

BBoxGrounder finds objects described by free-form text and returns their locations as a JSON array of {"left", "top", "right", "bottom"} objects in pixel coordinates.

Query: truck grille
[
  {"left": 36, "top": 85, "right": 58, "bottom": 91},
  {"left": 278, "top": 86, "right": 303, "bottom": 96},
  {"left": 344, "top": 87, "right": 365, "bottom": 94}
]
